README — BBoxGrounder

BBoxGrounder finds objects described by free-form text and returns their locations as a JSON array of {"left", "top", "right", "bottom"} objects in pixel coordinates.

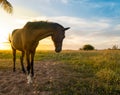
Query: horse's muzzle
[{"left": 55, "top": 48, "right": 61, "bottom": 53}]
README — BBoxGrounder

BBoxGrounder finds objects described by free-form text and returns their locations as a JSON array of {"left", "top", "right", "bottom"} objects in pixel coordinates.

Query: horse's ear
[{"left": 64, "top": 27, "right": 70, "bottom": 31}]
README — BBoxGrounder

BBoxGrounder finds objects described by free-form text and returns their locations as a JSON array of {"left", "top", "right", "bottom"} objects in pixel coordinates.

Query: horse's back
[{"left": 12, "top": 29, "right": 18, "bottom": 36}]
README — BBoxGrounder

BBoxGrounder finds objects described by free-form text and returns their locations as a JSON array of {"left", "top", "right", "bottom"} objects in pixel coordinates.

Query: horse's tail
[
  {"left": 9, "top": 29, "right": 18, "bottom": 43},
  {"left": 8, "top": 33, "right": 11, "bottom": 43}
]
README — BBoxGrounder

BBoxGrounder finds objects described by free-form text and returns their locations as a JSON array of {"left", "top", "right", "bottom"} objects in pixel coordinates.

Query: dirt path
[{"left": 0, "top": 61, "right": 67, "bottom": 95}]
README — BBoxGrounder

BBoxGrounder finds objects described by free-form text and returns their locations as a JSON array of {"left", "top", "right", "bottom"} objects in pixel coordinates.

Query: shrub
[{"left": 83, "top": 44, "right": 94, "bottom": 50}]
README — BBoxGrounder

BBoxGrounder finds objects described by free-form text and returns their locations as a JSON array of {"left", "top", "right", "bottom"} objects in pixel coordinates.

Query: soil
[{"left": 0, "top": 61, "right": 66, "bottom": 95}]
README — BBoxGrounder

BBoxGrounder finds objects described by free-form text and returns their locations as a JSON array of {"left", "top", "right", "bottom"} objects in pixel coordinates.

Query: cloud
[
  {"left": 1, "top": 13, "right": 119, "bottom": 49},
  {"left": 19, "top": 15, "right": 118, "bottom": 36},
  {"left": 61, "top": 0, "right": 68, "bottom": 4},
  {"left": 43, "top": 16, "right": 110, "bottom": 36},
  {"left": 42, "top": 16, "right": 120, "bottom": 49},
  {"left": 114, "top": 24, "right": 120, "bottom": 31}
]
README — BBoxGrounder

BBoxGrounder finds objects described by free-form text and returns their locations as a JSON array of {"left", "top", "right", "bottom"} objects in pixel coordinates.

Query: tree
[
  {"left": 0, "top": 0, "right": 13, "bottom": 14},
  {"left": 112, "top": 45, "right": 119, "bottom": 50},
  {"left": 83, "top": 44, "right": 94, "bottom": 50}
]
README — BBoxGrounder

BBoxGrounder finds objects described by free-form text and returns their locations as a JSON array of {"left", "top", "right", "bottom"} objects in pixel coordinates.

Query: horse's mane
[
  {"left": 23, "top": 21, "right": 52, "bottom": 29},
  {"left": 23, "top": 21, "right": 64, "bottom": 30}
]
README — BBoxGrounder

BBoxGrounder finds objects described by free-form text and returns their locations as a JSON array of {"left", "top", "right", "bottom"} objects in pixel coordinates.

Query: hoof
[
  {"left": 23, "top": 70, "right": 26, "bottom": 74},
  {"left": 13, "top": 68, "right": 16, "bottom": 72},
  {"left": 27, "top": 74, "right": 33, "bottom": 84}
]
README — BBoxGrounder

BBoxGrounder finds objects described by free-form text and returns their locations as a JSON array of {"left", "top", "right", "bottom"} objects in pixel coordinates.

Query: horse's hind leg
[
  {"left": 20, "top": 51, "right": 26, "bottom": 74},
  {"left": 12, "top": 48, "right": 16, "bottom": 72},
  {"left": 26, "top": 51, "right": 30, "bottom": 75}
]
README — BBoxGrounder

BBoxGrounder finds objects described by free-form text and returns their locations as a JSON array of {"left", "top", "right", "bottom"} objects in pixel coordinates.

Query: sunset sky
[{"left": 0, "top": 0, "right": 120, "bottom": 50}]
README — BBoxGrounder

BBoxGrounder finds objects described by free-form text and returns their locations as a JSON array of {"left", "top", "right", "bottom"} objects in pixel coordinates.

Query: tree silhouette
[
  {"left": 0, "top": 0, "right": 13, "bottom": 14},
  {"left": 112, "top": 45, "right": 119, "bottom": 50}
]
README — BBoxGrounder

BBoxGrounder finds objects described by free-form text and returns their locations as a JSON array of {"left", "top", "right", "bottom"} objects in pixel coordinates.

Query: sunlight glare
[{"left": 0, "top": 42, "right": 11, "bottom": 50}]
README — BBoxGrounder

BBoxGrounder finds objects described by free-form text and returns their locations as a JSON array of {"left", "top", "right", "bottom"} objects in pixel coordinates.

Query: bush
[{"left": 83, "top": 44, "right": 94, "bottom": 50}]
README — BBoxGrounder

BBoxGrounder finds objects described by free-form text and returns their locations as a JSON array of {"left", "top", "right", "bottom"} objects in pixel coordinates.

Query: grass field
[{"left": 0, "top": 50, "right": 120, "bottom": 95}]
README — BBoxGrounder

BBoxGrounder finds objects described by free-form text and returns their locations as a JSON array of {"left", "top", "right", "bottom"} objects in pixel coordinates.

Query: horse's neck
[
  {"left": 39, "top": 32, "right": 52, "bottom": 39},
  {"left": 35, "top": 30, "right": 53, "bottom": 42}
]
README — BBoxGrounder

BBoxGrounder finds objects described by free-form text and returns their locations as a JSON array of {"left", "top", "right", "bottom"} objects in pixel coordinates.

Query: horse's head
[{"left": 52, "top": 26, "right": 70, "bottom": 53}]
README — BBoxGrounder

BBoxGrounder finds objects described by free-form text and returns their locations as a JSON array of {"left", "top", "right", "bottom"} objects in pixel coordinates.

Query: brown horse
[{"left": 9, "top": 21, "right": 70, "bottom": 83}]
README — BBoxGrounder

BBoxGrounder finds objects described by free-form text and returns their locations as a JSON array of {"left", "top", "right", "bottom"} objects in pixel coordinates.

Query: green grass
[{"left": 0, "top": 50, "right": 120, "bottom": 94}]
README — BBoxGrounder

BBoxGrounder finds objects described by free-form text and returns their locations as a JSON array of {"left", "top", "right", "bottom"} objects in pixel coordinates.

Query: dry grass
[{"left": 0, "top": 50, "right": 120, "bottom": 95}]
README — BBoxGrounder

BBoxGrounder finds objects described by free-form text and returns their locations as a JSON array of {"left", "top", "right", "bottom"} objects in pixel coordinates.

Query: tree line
[{"left": 79, "top": 44, "right": 119, "bottom": 50}]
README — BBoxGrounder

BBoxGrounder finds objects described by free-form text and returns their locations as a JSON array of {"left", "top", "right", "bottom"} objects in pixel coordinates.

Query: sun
[
  {"left": 0, "top": 34, "right": 10, "bottom": 50},
  {"left": 0, "top": 31, "right": 11, "bottom": 50}
]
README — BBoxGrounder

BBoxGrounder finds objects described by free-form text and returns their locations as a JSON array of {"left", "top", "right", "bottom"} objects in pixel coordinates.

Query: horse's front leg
[
  {"left": 12, "top": 48, "right": 16, "bottom": 72},
  {"left": 20, "top": 51, "right": 26, "bottom": 74},
  {"left": 31, "top": 50, "right": 35, "bottom": 77},
  {"left": 26, "top": 51, "right": 32, "bottom": 84}
]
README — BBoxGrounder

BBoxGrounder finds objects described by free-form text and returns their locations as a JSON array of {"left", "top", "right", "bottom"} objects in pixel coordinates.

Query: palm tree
[{"left": 0, "top": 0, "right": 13, "bottom": 14}]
